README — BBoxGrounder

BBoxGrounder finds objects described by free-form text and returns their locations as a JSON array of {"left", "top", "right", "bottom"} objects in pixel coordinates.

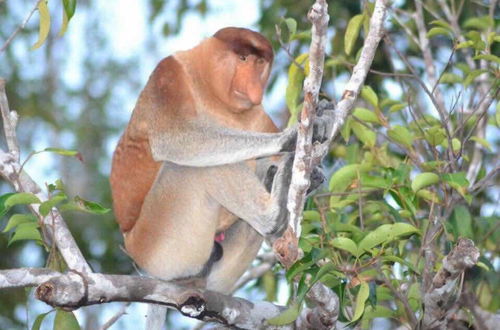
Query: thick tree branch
[
  {"left": 318, "top": 0, "right": 388, "bottom": 155},
  {"left": 422, "top": 238, "right": 480, "bottom": 329},
  {"left": 0, "top": 268, "right": 286, "bottom": 329},
  {"left": 297, "top": 282, "right": 339, "bottom": 330}
]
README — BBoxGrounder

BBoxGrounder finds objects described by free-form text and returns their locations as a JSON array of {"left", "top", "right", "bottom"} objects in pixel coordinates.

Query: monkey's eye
[
  {"left": 256, "top": 58, "right": 265, "bottom": 64},
  {"left": 239, "top": 55, "right": 248, "bottom": 61}
]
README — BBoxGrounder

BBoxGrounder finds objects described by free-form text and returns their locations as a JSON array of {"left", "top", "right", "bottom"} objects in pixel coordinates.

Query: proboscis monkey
[{"left": 110, "top": 27, "right": 333, "bottom": 293}]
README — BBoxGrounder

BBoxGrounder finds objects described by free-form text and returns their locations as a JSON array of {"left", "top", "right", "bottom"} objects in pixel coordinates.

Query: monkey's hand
[
  {"left": 308, "top": 166, "right": 325, "bottom": 194},
  {"left": 312, "top": 99, "right": 335, "bottom": 144},
  {"left": 280, "top": 100, "right": 335, "bottom": 152}
]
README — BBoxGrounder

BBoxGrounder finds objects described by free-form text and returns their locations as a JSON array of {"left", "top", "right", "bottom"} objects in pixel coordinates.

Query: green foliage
[
  {"left": 32, "top": 0, "right": 78, "bottom": 49},
  {"left": 345, "top": 14, "right": 364, "bottom": 55},
  {"left": 53, "top": 309, "right": 80, "bottom": 330},
  {"left": 0, "top": 180, "right": 109, "bottom": 247},
  {"left": 281, "top": 3, "right": 498, "bottom": 327}
]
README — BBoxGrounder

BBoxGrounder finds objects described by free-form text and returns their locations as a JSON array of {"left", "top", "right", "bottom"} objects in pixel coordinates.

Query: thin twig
[
  {"left": 0, "top": 0, "right": 43, "bottom": 52},
  {"left": 100, "top": 302, "right": 131, "bottom": 330},
  {"left": 379, "top": 267, "right": 418, "bottom": 327}
]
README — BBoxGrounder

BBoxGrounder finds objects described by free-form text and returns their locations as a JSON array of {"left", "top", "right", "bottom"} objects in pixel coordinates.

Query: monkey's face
[
  {"left": 208, "top": 50, "right": 271, "bottom": 112},
  {"left": 227, "top": 53, "right": 270, "bottom": 111},
  {"left": 210, "top": 27, "right": 274, "bottom": 112}
]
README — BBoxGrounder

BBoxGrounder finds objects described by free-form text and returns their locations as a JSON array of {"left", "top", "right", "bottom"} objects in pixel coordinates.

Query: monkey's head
[{"left": 209, "top": 27, "right": 274, "bottom": 112}]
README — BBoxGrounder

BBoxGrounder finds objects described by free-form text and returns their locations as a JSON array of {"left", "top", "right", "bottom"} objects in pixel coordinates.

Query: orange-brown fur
[{"left": 110, "top": 27, "right": 284, "bottom": 292}]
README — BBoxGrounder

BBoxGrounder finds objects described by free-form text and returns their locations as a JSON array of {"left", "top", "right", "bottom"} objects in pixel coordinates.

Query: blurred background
[{"left": 1, "top": 0, "right": 498, "bottom": 329}]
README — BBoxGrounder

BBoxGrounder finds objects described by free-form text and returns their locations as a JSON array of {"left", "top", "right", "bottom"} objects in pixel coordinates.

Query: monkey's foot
[{"left": 272, "top": 227, "right": 299, "bottom": 269}]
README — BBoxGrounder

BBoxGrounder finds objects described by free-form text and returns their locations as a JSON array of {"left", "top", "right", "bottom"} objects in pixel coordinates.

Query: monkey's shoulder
[{"left": 138, "top": 55, "right": 196, "bottom": 119}]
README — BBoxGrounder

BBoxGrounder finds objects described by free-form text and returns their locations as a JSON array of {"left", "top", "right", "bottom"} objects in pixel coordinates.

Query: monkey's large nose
[{"left": 246, "top": 83, "right": 264, "bottom": 105}]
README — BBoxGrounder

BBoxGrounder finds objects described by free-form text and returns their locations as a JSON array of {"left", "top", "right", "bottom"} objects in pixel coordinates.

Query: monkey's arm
[
  {"left": 149, "top": 113, "right": 333, "bottom": 167},
  {"left": 149, "top": 120, "right": 297, "bottom": 167}
]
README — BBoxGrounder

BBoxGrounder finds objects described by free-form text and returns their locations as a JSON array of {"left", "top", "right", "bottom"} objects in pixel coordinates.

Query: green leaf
[
  {"left": 389, "top": 103, "right": 407, "bottom": 113},
  {"left": 426, "top": 27, "right": 451, "bottom": 38},
  {"left": 59, "top": 5, "right": 70, "bottom": 37},
  {"left": 267, "top": 303, "right": 301, "bottom": 326},
  {"left": 262, "top": 271, "right": 277, "bottom": 302},
  {"left": 286, "top": 53, "right": 308, "bottom": 124},
  {"left": 351, "top": 282, "right": 369, "bottom": 322},
  {"left": 286, "top": 254, "right": 315, "bottom": 282},
  {"left": 442, "top": 172, "right": 470, "bottom": 202},
  {"left": 32, "top": 311, "right": 52, "bottom": 330},
  {"left": 358, "top": 223, "right": 419, "bottom": 256},
  {"left": 439, "top": 73, "right": 462, "bottom": 84},
  {"left": 60, "top": 196, "right": 110, "bottom": 215},
  {"left": 360, "top": 174, "right": 390, "bottom": 189},
  {"left": 416, "top": 189, "right": 440, "bottom": 203},
  {"left": 388, "top": 125, "right": 414, "bottom": 148},
  {"left": 281, "top": 17, "right": 297, "bottom": 42},
  {"left": 340, "top": 117, "right": 352, "bottom": 142},
  {"left": 430, "top": 20, "right": 452, "bottom": 31},
  {"left": 381, "top": 256, "right": 420, "bottom": 275},
  {"left": 451, "top": 138, "right": 461, "bottom": 153},
  {"left": 362, "top": 305, "right": 394, "bottom": 321},
  {"left": 353, "top": 107, "right": 380, "bottom": 124},
  {"left": 411, "top": 172, "right": 439, "bottom": 192},
  {"left": 331, "top": 237, "right": 358, "bottom": 256},
  {"left": 303, "top": 210, "right": 320, "bottom": 222},
  {"left": 39, "top": 194, "right": 68, "bottom": 217},
  {"left": 5, "top": 193, "right": 41, "bottom": 208},
  {"left": 3, "top": 214, "right": 38, "bottom": 233},
  {"left": 32, "top": 1, "right": 51, "bottom": 50},
  {"left": 280, "top": 18, "right": 297, "bottom": 43},
  {"left": 470, "top": 136, "right": 492, "bottom": 151},
  {"left": 54, "top": 309, "right": 80, "bottom": 330},
  {"left": 464, "top": 69, "right": 488, "bottom": 86},
  {"left": 329, "top": 163, "right": 371, "bottom": 207},
  {"left": 474, "top": 54, "right": 500, "bottom": 65},
  {"left": 464, "top": 16, "right": 494, "bottom": 30},
  {"left": 345, "top": 14, "right": 364, "bottom": 55},
  {"left": 456, "top": 40, "right": 474, "bottom": 49},
  {"left": 449, "top": 205, "right": 473, "bottom": 239},
  {"left": 408, "top": 282, "right": 421, "bottom": 311},
  {"left": 476, "top": 261, "right": 490, "bottom": 271},
  {"left": 361, "top": 86, "right": 378, "bottom": 108},
  {"left": 44, "top": 147, "right": 81, "bottom": 158},
  {"left": 62, "top": 0, "right": 77, "bottom": 19},
  {"left": 0, "top": 193, "right": 16, "bottom": 217},
  {"left": 351, "top": 121, "right": 376, "bottom": 147},
  {"left": 424, "top": 126, "right": 446, "bottom": 146},
  {"left": 8, "top": 222, "right": 42, "bottom": 246}
]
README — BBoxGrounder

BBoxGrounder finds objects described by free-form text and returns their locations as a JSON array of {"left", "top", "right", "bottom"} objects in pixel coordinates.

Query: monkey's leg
[
  {"left": 123, "top": 164, "right": 221, "bottom": 283},
  {"left": 204, "top": 154, "right": 294, "bottom": 238},
  {"left": 206, "top": 220, "right": 263, "bottom": 293}
]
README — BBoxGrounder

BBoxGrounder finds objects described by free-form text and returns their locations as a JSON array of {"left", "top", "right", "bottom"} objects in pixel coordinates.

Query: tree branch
[
  {"left": 286, "top": 0, "right": 329, "bottom": 233},
  {"left": 0, "top": 78, "right": 91, "bottom": 273},
  {"left": 422, "top": 238, "right": 480, "bottom": 329},
  {"left": 0, "top": 268, "right": 286, "bottom": 329},
  {"left": 0, "top": 0, "right": 43, "bottom": 53}
]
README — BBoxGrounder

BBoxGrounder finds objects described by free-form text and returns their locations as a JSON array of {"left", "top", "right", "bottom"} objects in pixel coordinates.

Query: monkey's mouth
[
  {"left": 214, "top": 232, "right": 225, "bottom": 242},
  {"left": 233, "top": 90, "right": 254, "bottom": 106}
]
